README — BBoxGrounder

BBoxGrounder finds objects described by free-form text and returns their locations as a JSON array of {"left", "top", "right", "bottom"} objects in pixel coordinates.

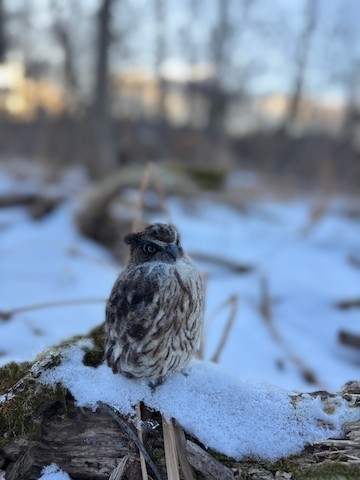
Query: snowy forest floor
[{"left": 0, "top": 160, "right": 360, "bottom": 479}]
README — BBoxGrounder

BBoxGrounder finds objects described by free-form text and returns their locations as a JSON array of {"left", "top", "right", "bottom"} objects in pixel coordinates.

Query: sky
[{"left": 5, "top": 0, "right": 360, "bottom": 104}]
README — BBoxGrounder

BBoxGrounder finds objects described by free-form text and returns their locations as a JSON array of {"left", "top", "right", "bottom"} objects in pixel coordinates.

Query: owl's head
[{"left": 124, "top": 223, "right": 184, "bottom": 264}]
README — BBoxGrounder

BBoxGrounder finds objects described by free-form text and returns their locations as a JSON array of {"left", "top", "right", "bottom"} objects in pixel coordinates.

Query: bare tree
[
  {"left": 0, "top": 0, "right": 7, "bottom": 62},
  {"left": 206, "top": 0, "right": 232, "bottom": 136},
  {"left": 331, "top": 4, "right": 360, "bottom": 144},
  {"left": 93, "top": 0, "right": 114, "bottom": 118},
  {"left": 342, "top": 61, "right": 360, "bottom": 142},
  {"left": 50, "top": 1, "right": 79, "bottom": 107},
  {"left": 281, "top": 0, "right": 319, "bottom": 133},
  {"left": 177, "top": 0, "right": 204, "bottom": 130},
  {"left": 154, "top": 0, "right": 167, "bottom": 124},
  {"left": 181, "top": 0, "right": 201, "bottom": 68},
  {"left": 206, "top": 0, "right": 254, "bottom": 137},
  {"left": 87, "top": 0, "right": 118, "bottom": 177}
]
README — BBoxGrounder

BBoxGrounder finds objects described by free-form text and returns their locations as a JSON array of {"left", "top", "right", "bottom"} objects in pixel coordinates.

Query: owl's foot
[{"left": 149, "top": 377, "right": 164, "bottom": 392}]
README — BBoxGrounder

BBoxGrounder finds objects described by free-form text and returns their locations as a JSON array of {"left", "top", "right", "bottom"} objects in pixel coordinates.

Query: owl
[{"left": 105, "top": 223, "right": 204, "bottom": 383}]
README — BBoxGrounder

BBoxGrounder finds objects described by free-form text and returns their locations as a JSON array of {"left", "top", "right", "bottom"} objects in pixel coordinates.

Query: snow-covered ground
[
  {"left": 1, "top": 168, "right": 359, "bottom": 395},
  {"left": 1, "top": 167, "right": 360, "bottom": 475}
]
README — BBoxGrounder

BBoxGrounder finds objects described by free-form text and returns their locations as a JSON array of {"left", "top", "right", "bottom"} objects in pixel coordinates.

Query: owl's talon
[{"left": 149, "top": 378, "right": 164, "bottom": 392}]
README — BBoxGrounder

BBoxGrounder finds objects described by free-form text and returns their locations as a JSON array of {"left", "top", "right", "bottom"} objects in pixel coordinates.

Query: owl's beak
[{"left": 165, "top": 243, "right": 179, "bottom": 261}]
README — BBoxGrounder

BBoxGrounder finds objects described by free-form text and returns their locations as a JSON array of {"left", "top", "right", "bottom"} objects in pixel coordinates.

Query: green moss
[
  {"left": 171, "top": 164, "right": 226, "bottom": 190},
  {"left": 236, "top": 459, "right": 298, "bottom": 478},
  {"left": 0, "top": 381, "right": 68, "bottom": 447},
  {"left": 0, "top": 361, "right": 32, "bottom": 395},
  {"left": 82, "top": 323, "right": 105, "bottom": 368},
  {"left": 323, "top": 404, "right": 336, "bottom": 415},
  {"left": 206, "top": 448, "right": 239, "bottom": 469},
  {"left": 82, "top": 346, "right": 104, "bottom": 367},
  {"left": 188, "top": 167, "right": 226, "bottom": 190},
  {"left": 295, "top": 462, "right": 360, "bottom": 480},
  {"left": 266, "top": 459, "right": 298, "bottom": 475},
  {"left": 0, "top": 337, "right": 75, "bottom": 447},
  {"left": 34, "top": 352, "right": 62, "bottom": 372},
  {"left": 0, "top": 325, "right": 107, "bottom": 449}
]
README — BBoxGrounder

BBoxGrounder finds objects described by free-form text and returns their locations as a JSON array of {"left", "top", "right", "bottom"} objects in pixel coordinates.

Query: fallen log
[
  {"left": 0, "top": 325, "right": 359, "bottom": 480},
  {"left": 0, "top": 193, "right": 63, "bottom": 220}
]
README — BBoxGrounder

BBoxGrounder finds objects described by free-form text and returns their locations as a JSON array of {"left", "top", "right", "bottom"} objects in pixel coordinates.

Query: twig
[
  {"left": 152, "top": 165, "right": 172, "bottom": 224},
  {"left": 136, "top": 402, "right": 149, "bottom": 480},
  {"left": 185, "top": 440, "right": 234, "bottom": 480},
  {"left": 97, "top": 401, "right": 163, "bottom": 480},
  {"left": 196, "top": 272, "right": 209, "bottom": 360},
  {"left": 338, "top": 330, "right": 360, "bottom": 350},
  {"left": 300, "top": 198, "right": 329, "bottom": 237},
  {"left": 131, "top": 162, "right": 154, "bottom": 233},
  {"left": 109, "top": 456, "right": 128, "bottom": 480},
  {"left": 335, "top": 298, "right": 360, "bottom": 310},
  {"left": 0, "top": 298, "right": 107, "bottom": 321},
  {"left": 348, "top": 254, "right": 360, "bottom": 270},
  {"left": 173, "top": 420, "right": 194, "bottom": 480},
  {"left": 259, "top": 277, "right": 282, "bottom": 343},
  {"left": 258, "top": 276, "right": 323, "bottom": 387},
  {"left": 189, "top": 252, "right": 253, "bottom": 274},
  {"left": 210, "top": 295, "right": 239, "bottom": 364},
  {"left": 162, "top": 416, "right": 180, "bottom": 480}
]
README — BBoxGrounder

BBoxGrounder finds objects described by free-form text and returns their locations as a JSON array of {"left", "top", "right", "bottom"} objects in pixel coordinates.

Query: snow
[
  {"left": 39, "top": 341, "right": 359, "bottom": 461},
  {"left": 0, "top": 202, "right": 116, "bottom": 365},
  {"left": 37, "top": 463, "right": 71, "bottom": 480},
  {"left": 1, "top": 167, "right": 359, "bottom": 472},
  {"left": 0, "top": 169, "right": 360, "bottom": 392}
]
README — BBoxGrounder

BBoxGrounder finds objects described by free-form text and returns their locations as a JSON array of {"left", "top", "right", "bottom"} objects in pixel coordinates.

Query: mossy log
[
  {"left": 75, "top": 164, "right": 198, "bottom": 253},
  {"left": 0, "top": 326, "right": 359, "bottom": 480}
]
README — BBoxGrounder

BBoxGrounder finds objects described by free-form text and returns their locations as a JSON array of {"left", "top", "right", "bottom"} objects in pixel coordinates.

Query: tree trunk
[
  {"left": 281, "top": 0, "right": 319, "bottom": 134},
  {"left": 86, "top": 0, "right": 118, "bottom": 179},
  {"left": 0, "top": 0, "right": 7, "bottom": 63}
]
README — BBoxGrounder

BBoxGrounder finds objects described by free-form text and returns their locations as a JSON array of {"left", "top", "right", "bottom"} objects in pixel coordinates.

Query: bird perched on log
[{"left": 105, "top": 223, "right": 204, "bottom": 384}]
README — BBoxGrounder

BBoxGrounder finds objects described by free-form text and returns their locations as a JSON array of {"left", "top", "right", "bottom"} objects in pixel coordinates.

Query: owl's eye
[{"left": 143, "top": 243, "right": 157, "bottom": 254}]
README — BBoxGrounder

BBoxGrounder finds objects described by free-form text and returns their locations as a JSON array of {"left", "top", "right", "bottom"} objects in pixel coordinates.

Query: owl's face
[{"left": 124, "top": 223, "right": 184, "bottom": 264}]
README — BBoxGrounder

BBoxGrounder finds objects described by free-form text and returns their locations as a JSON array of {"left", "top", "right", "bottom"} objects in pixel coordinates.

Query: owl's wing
[{"left": 106, "top": 265, "right": 168, "bottom": 341}]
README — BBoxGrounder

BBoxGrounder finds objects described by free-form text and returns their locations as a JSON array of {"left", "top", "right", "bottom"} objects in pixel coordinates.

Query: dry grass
[
  {"left": 162, "top": 417, "right": 180, "bottom": 480},
  {"left": 131, "top": 162, "right": 154, "bottom": 233},
  {"left": 258, "top": 276, "right": 323, "bottom": 387},
  {"left": 0, "top": 298, "right": 107, "bottom": 322},
  {"left": 300, "top": 196, "right": 331, "bottom": 237},
  {"left": 136, "top": 402, "right": 149, "bottom": 480},
  {"left": 173, "top": 420, "right": 194, "bottom": 480},
  {"left": 196, "top": 272, "right": 209, "bottom": 360},
  {"left": 210, "top": 295, "right": 239, "bottom": 364},
  {"left": 131, "top": 162, "right": 173, "bottom": 233},
  {"left": 108, "top": 456, "right": 128, "bottom": 480}
]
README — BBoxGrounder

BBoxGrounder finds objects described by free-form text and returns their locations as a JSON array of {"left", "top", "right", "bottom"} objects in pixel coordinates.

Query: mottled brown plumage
[{"left": 105, "top": 223, "right": 204, "bottom": 382}]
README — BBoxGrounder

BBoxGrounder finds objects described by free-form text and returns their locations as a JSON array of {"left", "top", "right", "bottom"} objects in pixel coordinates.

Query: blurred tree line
[{"left": 0, "top": 0, "right": 359, "bottom": 189}]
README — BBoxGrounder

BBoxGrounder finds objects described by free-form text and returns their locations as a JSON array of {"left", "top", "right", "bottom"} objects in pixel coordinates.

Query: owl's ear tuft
[{"left": 124, "top": 232, "right": 141, "bottom": 246}]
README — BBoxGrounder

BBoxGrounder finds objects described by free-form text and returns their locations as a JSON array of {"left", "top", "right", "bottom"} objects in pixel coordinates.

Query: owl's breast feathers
[{"left": 105, "top": 258, "right": 204, "bottom": 380}]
